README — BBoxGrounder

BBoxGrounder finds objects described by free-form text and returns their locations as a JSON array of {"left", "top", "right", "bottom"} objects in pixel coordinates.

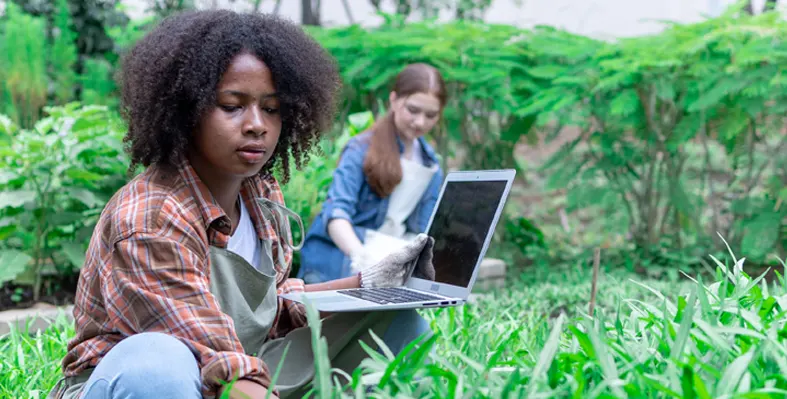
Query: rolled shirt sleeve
[
  {"left": 270, "top": 277, "right": 308, "bottom": 338},
  {"left": 321, "top": 139, "right": 367, "bottom": 226}
]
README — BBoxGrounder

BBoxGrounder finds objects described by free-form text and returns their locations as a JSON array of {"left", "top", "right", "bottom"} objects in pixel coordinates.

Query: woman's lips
[{"left": 237, "top": 144, "right": 266, "bottom": 163}]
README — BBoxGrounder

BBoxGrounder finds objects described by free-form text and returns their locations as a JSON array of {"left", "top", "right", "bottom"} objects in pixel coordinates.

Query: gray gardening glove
[{"left": 359, "top": 233, "right": 435, "bottom": 288}]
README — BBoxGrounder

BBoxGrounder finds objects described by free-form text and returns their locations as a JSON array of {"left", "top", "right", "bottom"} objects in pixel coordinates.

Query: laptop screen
[{"left": 426, "top": 179, "right": 508, "bottom": 288}]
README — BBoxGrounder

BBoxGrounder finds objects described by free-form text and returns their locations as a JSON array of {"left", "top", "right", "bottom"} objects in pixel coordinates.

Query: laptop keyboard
[{"left": 338, "top": 287, "right": 444, "bottom": 304}]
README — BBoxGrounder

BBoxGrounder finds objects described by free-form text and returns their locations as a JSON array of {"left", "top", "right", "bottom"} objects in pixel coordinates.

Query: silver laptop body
[{"left": 279, "top": 169, "right": 516, "bottom": 312}]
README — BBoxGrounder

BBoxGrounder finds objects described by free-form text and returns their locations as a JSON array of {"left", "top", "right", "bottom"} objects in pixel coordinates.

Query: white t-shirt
[
  {"left": 408, "top": 138, "right": 424, "bottom": 165},
  {"left": 227, "top": 197, "right": 262, "bottom": 270}
]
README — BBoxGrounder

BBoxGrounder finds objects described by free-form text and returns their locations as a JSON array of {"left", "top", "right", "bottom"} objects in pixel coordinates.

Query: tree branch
[
  {"left": 340, "top": 0, "right": 355, "bottom": 24},
  {"left": 588, "top": 248, "right": 600, "bottom": 316},
  {"left": 587, "top": 142, "right": 639, "bottom": 236},
  {"left": 636, "top": 84, "right": 664, "bottom": 142}
]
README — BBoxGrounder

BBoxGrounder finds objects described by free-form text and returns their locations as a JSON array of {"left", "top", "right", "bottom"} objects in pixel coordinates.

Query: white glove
[
  {"left": 359, "top": 233, "right": 435, "bottom": 288},
  {"left": 350, "top": 230, "right": 411, "bottom": 274},
  {"left": 349, "top": 246, "right": 369, "bottom": 274}
]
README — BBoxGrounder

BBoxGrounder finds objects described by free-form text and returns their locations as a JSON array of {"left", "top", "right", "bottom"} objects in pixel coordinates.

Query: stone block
[
  {"left": 0, "top": 303, "right": 74, "bottom": 336},
  {"left": 477, "top": 258, "right": 506, "bottom": 279},
  {"left": 471, "top": 258, "right": 507, "bottom": 293},
  {"left": 473, "top": 277, "right": 506, "bottom": 292}
]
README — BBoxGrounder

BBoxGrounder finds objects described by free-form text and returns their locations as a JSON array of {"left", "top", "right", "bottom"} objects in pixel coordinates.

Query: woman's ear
[{"left": 389, "top": 92, "right": 403, "bottom": 113}]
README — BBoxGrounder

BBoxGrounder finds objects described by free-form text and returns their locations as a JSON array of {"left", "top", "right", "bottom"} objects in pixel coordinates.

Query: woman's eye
[
  {"left": 220, "top": 105, "right": 240, "bottom": 112},
  {"left": 263, "top": 107, "right": 280, "bottom": 114}
]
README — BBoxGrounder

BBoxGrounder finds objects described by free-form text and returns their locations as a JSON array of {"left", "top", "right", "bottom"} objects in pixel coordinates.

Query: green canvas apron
[
  {"left": 209, "top": 240, "right": 398, "bottom": 398},
  {"left": 49, "top": 200, "right": 398, "bottom": 399}
]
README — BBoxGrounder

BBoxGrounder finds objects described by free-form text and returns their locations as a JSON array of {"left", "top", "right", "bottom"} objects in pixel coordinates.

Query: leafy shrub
[
  {"left": 519, "top": 7, "right": 787, "bottom": 264},
  {"left": 0, "top": 0, "right": 123, "bottom": 128},
  {"left": 0, "top": 104, "right": 128, "bottom": 299},
  {"left": 308, "top": 20, "right": 536, "bottom": 173},
  {"left": 0, "top": 3, "right": 49, "bottom": 128},
  {"left": 312, "top": 9, "right": 785, "bottom": 266}
]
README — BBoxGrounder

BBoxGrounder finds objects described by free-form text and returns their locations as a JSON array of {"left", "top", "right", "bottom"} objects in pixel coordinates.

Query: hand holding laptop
[
  {"left": 358, "top": 233, "right": 435, "bottom": 288},
  {"left": 349, "top": 230, "right": 414, "bottom": 273},
  {"left": 280, "top": 169, "right": 515, "bottom": 313}
]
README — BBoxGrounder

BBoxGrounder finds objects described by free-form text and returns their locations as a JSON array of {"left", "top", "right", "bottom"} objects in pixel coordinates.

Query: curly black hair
[{"left": 118, "top": 10, "right": 341, "bottom": 183}]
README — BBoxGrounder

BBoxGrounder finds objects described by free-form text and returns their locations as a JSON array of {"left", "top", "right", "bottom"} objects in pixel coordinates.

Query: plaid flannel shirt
[{"left": 61, "top": 158, "right": 307, "bottom": 396}]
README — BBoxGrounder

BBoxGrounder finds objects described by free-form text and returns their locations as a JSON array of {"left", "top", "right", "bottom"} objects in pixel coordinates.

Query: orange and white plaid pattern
[{"left": 62, "top": 158, "right": 307, "bottom": 396}]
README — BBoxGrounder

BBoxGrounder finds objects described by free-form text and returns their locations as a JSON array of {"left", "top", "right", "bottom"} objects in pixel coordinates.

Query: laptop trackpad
[{"left": 317, "top": 296, "right": 359, "bottom": 305}]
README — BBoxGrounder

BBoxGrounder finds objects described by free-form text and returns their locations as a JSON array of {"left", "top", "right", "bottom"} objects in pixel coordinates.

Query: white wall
[
  {"left": 88, "top": 0, "right": 782, "bottom": 39},
  {"left": 250, "top": 0, "right": 739, "bottom": 38}
]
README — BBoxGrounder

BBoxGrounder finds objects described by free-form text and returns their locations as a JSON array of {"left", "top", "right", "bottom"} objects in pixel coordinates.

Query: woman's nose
[
  {"left": 244, "top": 107, "right": 266, "bottom": 136},
  {"left": 413, "top": 114, "right": 426, "bottom": 128}
]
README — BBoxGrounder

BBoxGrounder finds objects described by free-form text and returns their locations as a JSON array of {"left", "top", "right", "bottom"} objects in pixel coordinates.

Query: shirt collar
[
  {"left": 395, "top": 135, "right": 440, "bottom": 167},
  {"left": 175, "top": 157, "right": 280, "bottom": 244}
]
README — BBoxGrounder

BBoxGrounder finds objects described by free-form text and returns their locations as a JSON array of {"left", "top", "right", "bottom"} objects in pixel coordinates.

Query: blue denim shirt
[{"left": 297, "top": 130, "right": 443, "bottom": 283}]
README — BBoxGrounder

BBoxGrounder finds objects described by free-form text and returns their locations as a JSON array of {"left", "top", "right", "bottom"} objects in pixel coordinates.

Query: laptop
[{"left": 279, "top": 169, "right": 516, "bottom": 312}]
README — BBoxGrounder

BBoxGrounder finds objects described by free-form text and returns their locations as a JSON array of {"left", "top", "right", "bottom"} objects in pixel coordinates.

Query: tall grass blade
[
  {"left": 716, "top": 350, "right": 755, "bottom": 395},
  {"left": 671, "top": 286, "right": 697, "bottom": 361},
  {"left": 526, "top": 313, "right": 565, "bottom": 396}
]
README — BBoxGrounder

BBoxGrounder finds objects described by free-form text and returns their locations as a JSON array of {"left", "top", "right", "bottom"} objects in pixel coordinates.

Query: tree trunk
[
  {"left": 744, "top": 1, "right": 754, "bottom": 14},
  {"left": 301, "top": 0, "right": 321, "bottom": 26},
  {"left": 395, "top": 0, "right": 411, "bottom": 16},
  {"left": 340, "top": 0, "right": 355, "bottom": 24}
]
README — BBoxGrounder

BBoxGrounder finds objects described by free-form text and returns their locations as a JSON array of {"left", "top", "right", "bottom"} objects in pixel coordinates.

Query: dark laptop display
[{"left": 426, "top": 180, "right": 508, "bottom": 288}]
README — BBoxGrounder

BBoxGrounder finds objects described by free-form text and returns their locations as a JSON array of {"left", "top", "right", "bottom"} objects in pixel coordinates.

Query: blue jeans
[{"left": 80, "top": 310, "right": 430, "bottom": 398}]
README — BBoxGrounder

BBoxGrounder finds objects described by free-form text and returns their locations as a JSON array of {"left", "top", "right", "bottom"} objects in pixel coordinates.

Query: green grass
[
  {"left": 3, "top": 246, "right": 787, "bottom": 398},
  {"left": 341, "top": 248, "right": 787, "bottom": 398},
  {"left": 0, "top": 312, "right": 73, "bottom": 398}
]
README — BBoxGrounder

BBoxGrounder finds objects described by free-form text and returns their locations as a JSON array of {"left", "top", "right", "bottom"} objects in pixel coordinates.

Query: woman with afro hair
[{"left": 48, "top": 10, "right": 434, "bottom": 399}]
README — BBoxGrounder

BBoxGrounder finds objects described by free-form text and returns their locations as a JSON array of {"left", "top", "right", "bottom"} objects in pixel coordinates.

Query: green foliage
[
  {"left": 0, "top": 104, "right": 128, "bottom": 300},
  {"left": 3, "top": 0, "right": 127, "bottom": 127},
  {"left": 0, "top": 3, "right": 49, "bottom": 128},
  {"left": 67, "top": 0, "right": 129, "bottom": 61},
  {"left": 106, "top": 13, "right": 159, "bottom": 56},
  {"left": 309, "top": 19, "right": 537, "bottom": 173},
  {"left": 147, "top": 0, "right": 196, "bottom": 18},
  {"left": 1, "top": 2, "right": 784, "bottom": 287},
  {"left": 0, "top": 310, "right": 74, "bottom": 398},
  {"left": 79, "top": 58, "right": 116, "bottom": 106},
  {"left": 291, "top": 246, "right": 787, "bottom": 397},
  {"left": 50, "top": 0, "right": 78, "bottom": 104},
  {"left": 279, "top": 111, "right": 374, "bottom": 273},
  {"left": 10, "top": 246, "right": 787, "bottom": 398},
  {"left": 0, "top": 250, "right": 33, "bottom": 285},
  {"left": 504, "top": 216, "right": 546, "bottom": 253},
  {"left": 523, "top": 7, "right": 787, "bottom": 263},
  {"left": 12, "top": 0, "right": 130, "bottom": 60}
]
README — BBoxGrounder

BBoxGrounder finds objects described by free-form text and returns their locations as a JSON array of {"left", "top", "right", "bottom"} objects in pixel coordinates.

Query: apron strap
[{"left": 257, "top": 197, "right": 304, "bottom": 251}]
